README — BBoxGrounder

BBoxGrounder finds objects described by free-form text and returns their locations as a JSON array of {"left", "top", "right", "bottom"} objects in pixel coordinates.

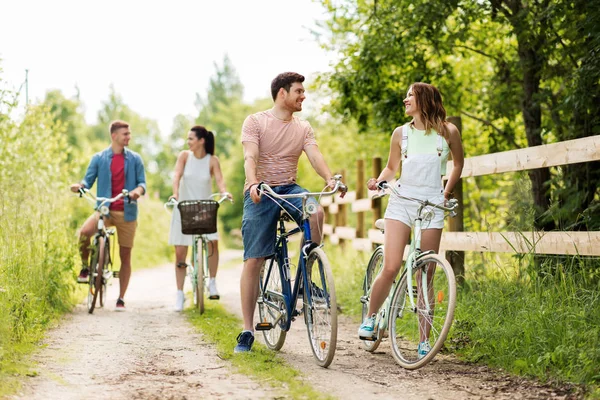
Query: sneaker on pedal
[
  {"left": 418, "top": 341, "right": 431, "bottom": 359},
  {"left": 174, "top": 290, "right": 185, "bottom": 312},
  {"left": 208, "top": 279, "right": 220, "bottom": 300},
  {"left": 234, "top": 331, "right": 254, "bottom": 353},
  {"left": 115, "top": 298, "right": 126, "bottom": 311},
  {"left": 77, "top": 268, "right": 89, "bottom": 283},
  {"left": 358, "top": 314, "right": 377, "bottom": 340}
]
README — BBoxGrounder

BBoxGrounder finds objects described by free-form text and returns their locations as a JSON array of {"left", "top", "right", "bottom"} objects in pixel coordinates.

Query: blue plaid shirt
[{"left": 81, "top": 147, "right": 147, "bottom": 221}]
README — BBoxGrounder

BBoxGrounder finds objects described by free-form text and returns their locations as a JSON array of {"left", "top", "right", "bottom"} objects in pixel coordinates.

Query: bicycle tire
[
  {"left": 88, "top": 236, "right": 106, "bottom": 314},
  {"left": 99, "top": 237, "right": 110, "bottom": 308},
  {"left": 87, "top": 239, "right": 99, "bottom": 313},
  {"left": 388, "top": 253, "right": 456, "bottom": 369},
  {"left": 362, "top": 246, "right": 385, "bottom": 352},
  {"left": 303, "top": 248, "right": 337, "bottom": 368},
  {"left": 196, "top": 240, "right": 205, "bottom": 314},
  {"left": 258, "top": 259, "right": 287, "bottom": 350}
]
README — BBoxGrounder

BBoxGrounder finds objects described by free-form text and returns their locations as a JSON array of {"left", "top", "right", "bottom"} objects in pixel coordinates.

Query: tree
[
  {"left": 316, "top": 0, "right": 600, "bottom": 231},
  {"left": 195, "top": 54, "right": 245, "bottom": 157}
]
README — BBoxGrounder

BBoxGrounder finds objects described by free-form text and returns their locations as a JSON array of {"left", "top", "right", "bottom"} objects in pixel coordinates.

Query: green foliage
[
  {"left": 316, "top": 0, "right": 600, "bottom": 231},
  {"left": 0, "top": 98, "right": 80, "bottom": 389},
  {"left": 451, "top": 257, "right": 600, "bottom": 389},
  {"left": 130, "top": 198, "right": 174, "bottom": 269},
  {"left": 186, "top": 302, "right": 332, "bottom": 400}
]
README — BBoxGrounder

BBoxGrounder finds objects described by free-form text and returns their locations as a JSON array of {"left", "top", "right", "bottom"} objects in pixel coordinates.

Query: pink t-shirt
[{"left": 241, "top": 110, "right": 318, "bottom": 192}]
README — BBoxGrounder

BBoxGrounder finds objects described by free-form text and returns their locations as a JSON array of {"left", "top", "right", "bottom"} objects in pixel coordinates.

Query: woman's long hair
[
  {"left": 190, "top": 125, "right": 215, "bottom": 155},
  {"left": 410, "top": 82, "right": 448, "bottom": 138}
]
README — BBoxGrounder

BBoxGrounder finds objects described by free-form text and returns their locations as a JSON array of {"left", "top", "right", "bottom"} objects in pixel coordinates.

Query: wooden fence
[{"left": 320, "top": 128, "right": 600, "bottom": 276}]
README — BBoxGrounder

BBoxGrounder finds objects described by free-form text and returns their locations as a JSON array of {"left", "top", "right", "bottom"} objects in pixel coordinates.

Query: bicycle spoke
[
  {"left": 258, "top": 259, "right": 287, "bottom": 350},
  {"left": 388, "top": 254, "right": 456, "bottom": 369},
  {"left": 303, "top": 248, "right": 337, "bottom": 368}
]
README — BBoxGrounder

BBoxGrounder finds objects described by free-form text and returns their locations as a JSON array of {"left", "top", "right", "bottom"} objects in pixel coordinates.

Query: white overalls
[{"left": 384, "top": 124, "right": 450, "bottom": 229}]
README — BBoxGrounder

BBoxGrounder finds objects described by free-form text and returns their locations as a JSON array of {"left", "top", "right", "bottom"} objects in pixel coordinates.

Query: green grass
[
  {"left": 323, "top": 239, "right": 600, "bottom": 396},
  {"left": 186, "top": 302, "right": 333, "bottom": 400},
  {"left": 450, "top": 258, "right": 599, "bottom": 394}
]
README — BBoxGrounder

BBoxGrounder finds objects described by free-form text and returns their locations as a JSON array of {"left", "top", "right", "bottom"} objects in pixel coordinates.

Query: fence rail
[{"left": 320, "top": 133, "right": 600, "bottom": 258}]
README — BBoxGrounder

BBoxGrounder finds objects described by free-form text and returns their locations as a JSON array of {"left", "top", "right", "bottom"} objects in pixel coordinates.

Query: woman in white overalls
[
  {"left": 357, "top": 83, "right": 464, "bottom": 356},
  {"left": 168, "top": 126, "right": 232, "bottom": 312}
]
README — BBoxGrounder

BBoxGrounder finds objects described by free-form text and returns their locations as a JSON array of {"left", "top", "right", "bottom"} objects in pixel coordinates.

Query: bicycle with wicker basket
[{"left": 165, "top": 193, "right": 231, "bottom": 313}]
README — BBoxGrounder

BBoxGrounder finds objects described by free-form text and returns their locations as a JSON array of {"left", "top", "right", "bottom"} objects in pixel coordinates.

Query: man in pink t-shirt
[{"left": 235, "top": 72, "right": 340, "bottom": 353}]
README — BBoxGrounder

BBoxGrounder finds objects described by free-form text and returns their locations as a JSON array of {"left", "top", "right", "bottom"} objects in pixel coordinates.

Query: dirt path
[
  {"left": 218, "top": 260, "right": 581, "bottom": 400},
  {"left": 11, "top": 251, "right": 273, "bottom": 400},
  {"left": 12, "top": 250, "right": 580, "bottom": 400}
]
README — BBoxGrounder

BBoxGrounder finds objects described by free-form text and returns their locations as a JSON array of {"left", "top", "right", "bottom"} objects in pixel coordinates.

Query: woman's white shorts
[{"left": 384, "top": 188, "right": 446, "bottom": 230}]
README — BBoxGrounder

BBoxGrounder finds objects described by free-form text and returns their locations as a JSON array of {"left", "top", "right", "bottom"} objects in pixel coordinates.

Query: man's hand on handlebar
[
  {"left": 70, "top": 183, "right": 84, "bottom": 193},
  {"left": 250, "top": 183, "right": 261, "bottom": 204}
]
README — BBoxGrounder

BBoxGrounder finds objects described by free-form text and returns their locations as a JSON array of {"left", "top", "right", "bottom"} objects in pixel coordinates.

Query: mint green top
[{"left": 405, "top": 125, "right": 450, "bottom": 175}]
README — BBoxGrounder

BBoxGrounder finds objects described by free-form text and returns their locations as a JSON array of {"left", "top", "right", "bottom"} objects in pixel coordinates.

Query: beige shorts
[{"left": 92, "top": 211, "right": 137, "bottom": 248}]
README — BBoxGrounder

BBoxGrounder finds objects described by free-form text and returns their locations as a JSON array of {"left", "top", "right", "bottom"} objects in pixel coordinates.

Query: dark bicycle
[
  {"left": 255, "top": 175, "right": 346, "bottom": 368},
  {"left": 77, "top": 188, "right": 129, "bottom": 314}
]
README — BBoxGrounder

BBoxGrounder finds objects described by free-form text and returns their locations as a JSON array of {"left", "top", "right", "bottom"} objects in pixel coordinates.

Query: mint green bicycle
[
  {"left": 165, "top": 193, "right": 231, "bottom": 313},
  {"left": 360, "top": 181, "right": 458, "bottom": 369}
]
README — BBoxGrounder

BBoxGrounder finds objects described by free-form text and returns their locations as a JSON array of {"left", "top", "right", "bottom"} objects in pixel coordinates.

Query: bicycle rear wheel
[
  {"left": 303, "top": 248, "right": 337, "bottom": 368},
  {"left": 87, "top": 236, "right": 106, "bottom": 314},
  {"left": 362, "top": 246, "right": 384, "bottom": 352},
  {"left": 258, "top": 259, "right": 287, "bottom": 350},
  {"left": 388, "top": 254, "right": 456, "bottom": 369}
]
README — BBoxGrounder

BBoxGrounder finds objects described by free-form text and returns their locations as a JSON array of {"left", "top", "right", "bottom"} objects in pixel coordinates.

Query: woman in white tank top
[
  {"left": 168, "top": 125, "right": 232, "bottom": 311},
  {"left": 357, "top": 83, "right": 464, "bottom": 354}
]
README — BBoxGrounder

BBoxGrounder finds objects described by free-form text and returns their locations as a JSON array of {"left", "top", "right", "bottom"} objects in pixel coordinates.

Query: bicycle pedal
[
  {"left": 255, "top": 322, "right": 273, "bottom": 331},
  {"left": 113, "top": 271, "right": 119, "bottom": 278},
  {"left": 208, "top": 295, "right": 220, "bottom": 300},
  {"left": 359, "top": 335, "right": 377, "bottom": 341}
]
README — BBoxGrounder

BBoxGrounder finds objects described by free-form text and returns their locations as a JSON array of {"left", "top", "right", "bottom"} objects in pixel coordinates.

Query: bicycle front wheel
[
  {"left": 99, "top": 237, "right": 111, "bottom": 308},
  {"left": 258, "top": 259, "right": 287, "bottom": 350},
  {"left": 388, "top": 253, "right": 456, "bottom": 369},
  {"left": 87, "top": 236, "right": 106, "bottom": 314},
  {"left": 303, "top": 248, "right": 337, "bottom": 368},
  {"left": 195, "top": 241, "right": 205, "bottom": 314},
  {"left": 362, "top": 246, "right": 384, "bottom": 352}
]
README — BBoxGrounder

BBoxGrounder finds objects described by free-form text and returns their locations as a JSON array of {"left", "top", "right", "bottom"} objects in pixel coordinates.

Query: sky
[{"left": 0, "top": 0, "right": 334, "bottom": 135}]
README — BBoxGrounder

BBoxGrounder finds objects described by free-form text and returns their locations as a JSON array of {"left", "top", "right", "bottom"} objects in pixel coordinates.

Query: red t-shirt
[{"left": 110, "top": 153, "right": 125, "bottom": 211}]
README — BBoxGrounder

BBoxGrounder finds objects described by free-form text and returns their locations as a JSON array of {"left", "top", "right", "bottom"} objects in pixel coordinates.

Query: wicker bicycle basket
[{"left": 178, "top": 200, "right": 219, "bottom": 235}]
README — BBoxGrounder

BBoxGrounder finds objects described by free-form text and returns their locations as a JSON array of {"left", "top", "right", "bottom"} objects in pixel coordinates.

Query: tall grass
[
  {"left": 324, "top": 239, "right": 599, "bottom": 393},
  {"left": 452, "top": 255, "right": 600, "bottom": 388},
  {"left": 0, "top": 104, "right": 80, "bottom": 392},
  {"left": 0, "top": 100, "right": 174, "bottom": 395}
]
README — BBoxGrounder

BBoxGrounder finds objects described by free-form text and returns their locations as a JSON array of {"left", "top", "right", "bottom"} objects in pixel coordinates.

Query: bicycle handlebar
[
  {"left": 376, "top": 181, "right": 459, "bottom": 213},
  {"left": 257, "top": 174, "right": 347, "bottom": 200},
  {"left": 164, "top": 192, "right": 232, "bottom": 211},
  {"left": 78, "top": 187, "right": 130, "bottom": 211}
]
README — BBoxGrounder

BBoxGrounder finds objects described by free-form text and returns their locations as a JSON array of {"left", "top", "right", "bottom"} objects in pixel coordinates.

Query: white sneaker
[
  {"left": 208, "top": 279, "right": 220, "bottom": 300},
  {"left": 174, "top": 290, "right": 185, "bottom": 312}
]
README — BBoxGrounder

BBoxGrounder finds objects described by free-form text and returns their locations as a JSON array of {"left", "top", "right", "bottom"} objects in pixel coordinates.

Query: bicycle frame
[
  {"left": 258, "top": 177, "right": 347, "bottom": 330},
  {"left": 367, "top": 183, "right": 458, "bottom": 326},
  {"left": 78, "top": 188, "right": 128, "bottom": 312},
  {"left": 261, "top": 212, "right": 321, "bottom": 331},
  {"left": 164, "top": 193, "right": 231, "bottom": 312}
]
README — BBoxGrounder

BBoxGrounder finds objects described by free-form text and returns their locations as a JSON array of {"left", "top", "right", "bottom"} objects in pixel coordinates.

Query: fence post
[
  {"left": 446, "top": 116, "right": 465, "bottom": 284},
  {"left": 336, "top": 169, "right": 347, "bottom": 246},
  {"left": 356, "top": 159, "right": 365, "bottom": 238}
]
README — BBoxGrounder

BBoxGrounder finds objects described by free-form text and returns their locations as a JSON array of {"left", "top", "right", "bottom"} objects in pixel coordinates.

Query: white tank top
[{"left": 178, "top": 152, "right": 212, "bottom": 201}]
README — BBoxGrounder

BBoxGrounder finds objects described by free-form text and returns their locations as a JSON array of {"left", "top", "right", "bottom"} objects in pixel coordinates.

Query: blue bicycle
[{"left": 255, "top": 175, "right": 346, "bottom": 368}]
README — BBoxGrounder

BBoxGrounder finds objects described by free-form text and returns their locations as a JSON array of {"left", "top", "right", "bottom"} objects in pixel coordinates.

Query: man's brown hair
[
  {"left": 271, "top": 72, "right": 305, "bottom": 101},
  {"left": 110, "top": 120, "right": 130, "bottom": 134}
]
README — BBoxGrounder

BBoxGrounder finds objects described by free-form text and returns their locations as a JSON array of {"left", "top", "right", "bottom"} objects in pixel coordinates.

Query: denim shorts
[{"left": 242, "top": 183, "right": 306, "bottom": 261}]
